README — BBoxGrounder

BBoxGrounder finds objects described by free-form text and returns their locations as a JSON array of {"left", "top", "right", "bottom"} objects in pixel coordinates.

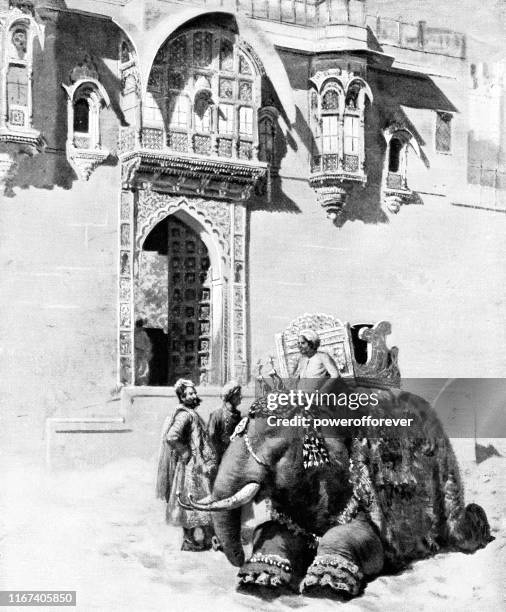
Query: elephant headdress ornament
[{"left": 179, "top": 314, "right": 492, "bottom": 600}]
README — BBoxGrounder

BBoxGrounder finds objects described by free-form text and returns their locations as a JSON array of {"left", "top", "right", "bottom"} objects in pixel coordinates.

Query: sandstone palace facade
[{"left": 1, "top": 0, "right": 505, "bottom": 424}]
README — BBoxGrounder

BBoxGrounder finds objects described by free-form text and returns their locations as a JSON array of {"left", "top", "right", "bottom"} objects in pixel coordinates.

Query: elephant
[{"left": 179, "top": 379, "right": 491, "bottom": 599}]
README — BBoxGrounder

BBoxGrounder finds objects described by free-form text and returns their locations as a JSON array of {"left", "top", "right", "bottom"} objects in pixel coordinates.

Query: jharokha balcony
[{"left": 118, "top": 125, "right": 267, "bottom": 201}]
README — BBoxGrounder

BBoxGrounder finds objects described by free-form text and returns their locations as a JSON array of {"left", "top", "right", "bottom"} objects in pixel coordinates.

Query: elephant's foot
[
  {"left": 238, "top": 554, "right": 295, "bottom": 593},
  {"left": 301, "top": 553, "right": 363, "bottom": 598},
  {"left": 451, "top": 503, "right": 492, "bottom": 552},
  {"left": 237, "top": 520, "right": 314, "bottom": 595},
  {"left": 302, "top": 514, "right": 384, "bottom": 599}
]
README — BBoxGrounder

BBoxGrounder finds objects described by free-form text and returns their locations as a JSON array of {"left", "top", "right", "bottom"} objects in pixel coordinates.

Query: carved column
[
  {"left": 118, "top": 189, "right": 135, "bottom": 385},
  {"left": 230, "top": 202, "right": 248, "bottom": 382}
]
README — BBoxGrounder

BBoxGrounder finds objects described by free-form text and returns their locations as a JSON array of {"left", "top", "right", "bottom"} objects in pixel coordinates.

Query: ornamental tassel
[{"left": 303, "top": 430, "right": 330, "bottom": 469}]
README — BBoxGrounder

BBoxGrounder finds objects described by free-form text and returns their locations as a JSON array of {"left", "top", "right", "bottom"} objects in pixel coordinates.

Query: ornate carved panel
[
  {"left": 117, "top": 185, "right": 249, "bottom": 386},
  {"left": 135, "top": 186, "right": 231, "bottom": 261},
  {"left": 118, "top": 189, "right": 135, "bottom": 384}
]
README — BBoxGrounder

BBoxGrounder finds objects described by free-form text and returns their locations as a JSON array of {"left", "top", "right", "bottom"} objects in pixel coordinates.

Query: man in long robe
[
  {"left": 156, "top": 378, "right": 217, "bottom": 551},
  {"left": 207, "top": 380, "right": 242, "bottom": 463}
]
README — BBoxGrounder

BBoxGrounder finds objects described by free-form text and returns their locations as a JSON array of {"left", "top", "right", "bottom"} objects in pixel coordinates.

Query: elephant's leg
[
  {"left": 301, "top": 513, "right": 384, "bottom": 599},
  {"left": 450, "top": 503, "right": 492, "bottom": 552},
  {"left": 238, "top": 521, "right": 314, "bottom": 593}
]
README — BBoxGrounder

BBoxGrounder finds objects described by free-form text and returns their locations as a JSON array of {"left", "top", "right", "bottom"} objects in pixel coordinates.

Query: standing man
[
  {"left": 134, "top": 318, "right": 152, "bottom": 385},
  {"left": 208, "top": 380, "right": 243, "bottom": 462},
  {"left": 156, "top": 378, "right": 217, "bottom": 551}
]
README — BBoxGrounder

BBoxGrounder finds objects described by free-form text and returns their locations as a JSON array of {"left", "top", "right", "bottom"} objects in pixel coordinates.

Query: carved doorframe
[{"left": 117, "top": 183, "right": 248, "bottom": 387}]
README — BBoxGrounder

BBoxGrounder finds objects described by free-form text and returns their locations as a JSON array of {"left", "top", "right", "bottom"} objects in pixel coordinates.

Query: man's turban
[
  {"left": 221, "top": 380, "right": 241, "bottom": 403},
  {"left": 299, "top": 329, "right": 321, "bottom": 349},
  {"left": 174, "top": 378, "right": 195, "bottom": 401}
]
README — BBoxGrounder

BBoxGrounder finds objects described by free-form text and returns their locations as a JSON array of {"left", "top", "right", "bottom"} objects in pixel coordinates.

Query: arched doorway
[{"left": 135, "top": 213, "right": 213, "bottom": 386}]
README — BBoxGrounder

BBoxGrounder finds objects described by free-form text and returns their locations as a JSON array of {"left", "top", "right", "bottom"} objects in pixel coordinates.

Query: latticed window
[
  {"left": 435, "top": 112, "right": 452, "bottom": 153},
  {"left": 148, "top": 28, "right": 260, "bottom": 159}
]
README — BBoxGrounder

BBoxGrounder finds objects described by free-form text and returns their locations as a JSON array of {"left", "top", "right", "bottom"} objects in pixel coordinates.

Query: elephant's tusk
[{"left": 179, "top": 483, "right": 261, "bottom": 512}]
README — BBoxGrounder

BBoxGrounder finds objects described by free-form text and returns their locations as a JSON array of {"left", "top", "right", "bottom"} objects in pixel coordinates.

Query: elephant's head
[{"left": 180, "top": 379, "right": 352, "bottom": 566}]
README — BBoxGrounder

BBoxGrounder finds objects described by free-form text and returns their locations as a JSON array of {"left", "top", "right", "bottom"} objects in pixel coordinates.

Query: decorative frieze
[
  {"left": 118, "top": 150, "right": 266, "bottom": 201},
  {"left": 135, "top": 186, "right": 231, "bottom": 259}
]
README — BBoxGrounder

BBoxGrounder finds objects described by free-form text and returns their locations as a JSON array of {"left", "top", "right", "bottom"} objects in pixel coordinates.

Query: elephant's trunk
[{"left": 209, "top": 433, "right": 270, "bottom": 567}]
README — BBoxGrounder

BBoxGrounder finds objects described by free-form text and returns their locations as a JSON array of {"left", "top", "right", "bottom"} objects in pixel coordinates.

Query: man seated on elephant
[{"left": 293, "top": 329, "right": 340, "bottom": 393}]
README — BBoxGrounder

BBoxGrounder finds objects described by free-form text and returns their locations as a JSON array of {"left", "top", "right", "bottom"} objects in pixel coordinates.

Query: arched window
[
  {"left": 62, "top": 78, "right": 110, "bottom": 179},
  {"left": 321, "top": 87, "right": 340, "bottom": 156},
  {"left": 73, "top": 97, "right": 89, "bottom": 133},
  {"left": 258, "top": 111, "right": 277, "bottom": 165},
  {"left": 67, "top": 82, "right": 106, "bottom": 149},
  {"left": 388, "top": 137, "right": 402, "bottom": 173},
  {"left": 383, "top": 128, "right": 418, "bottom": 192},
  {"left": 147, "top": 29, "right": 261, "bottom": 160}
]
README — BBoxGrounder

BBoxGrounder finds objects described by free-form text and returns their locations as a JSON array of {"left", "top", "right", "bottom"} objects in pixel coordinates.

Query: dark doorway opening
[{"left": 136, "top": 215, "right": 211, "bottom": 386}]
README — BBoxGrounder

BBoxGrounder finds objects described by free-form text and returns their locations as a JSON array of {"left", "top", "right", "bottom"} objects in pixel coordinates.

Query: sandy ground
[{"left": 1, "top": 447, "right": 505, "bottom": 612}]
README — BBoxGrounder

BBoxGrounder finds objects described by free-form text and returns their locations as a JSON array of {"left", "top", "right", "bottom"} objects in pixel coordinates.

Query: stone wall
[{"left": 1, "top": 3, "right": 505, "bottom": 461}]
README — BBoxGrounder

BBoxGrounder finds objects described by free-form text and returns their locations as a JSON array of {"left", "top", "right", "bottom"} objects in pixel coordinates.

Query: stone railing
[
  {"left": 311, "top": 153, "right": 362, "bottom": 177},
  {"left": 366, "top": 15, "right": 466, "bottom": 59},
  {"left": 168, "top": 0, "right": 367, "bottom": 27},
  {"left": 130, "top": 127, "right": 257, "bottom": 161}
]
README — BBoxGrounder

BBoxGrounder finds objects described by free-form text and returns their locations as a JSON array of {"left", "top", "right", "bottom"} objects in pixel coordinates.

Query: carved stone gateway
[{"left": 118, "top": 179, "right": 249, "bottom": 387}]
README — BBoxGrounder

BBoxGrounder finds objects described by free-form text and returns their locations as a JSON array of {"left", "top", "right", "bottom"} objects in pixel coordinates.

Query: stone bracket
[
  {"left": 0, "top": 129, "right": 45, "bottom": 195},
  {"left": 309, "top": 173, "right": 366, "bottom": 221},
  {"left": 66, "top": 146, "right": 109, "bottom": 181}
]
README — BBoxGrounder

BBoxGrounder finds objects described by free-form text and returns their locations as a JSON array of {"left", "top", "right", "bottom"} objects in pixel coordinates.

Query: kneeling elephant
[{"left": 180, "top": 382, "right": 491, "bottom": 598}]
